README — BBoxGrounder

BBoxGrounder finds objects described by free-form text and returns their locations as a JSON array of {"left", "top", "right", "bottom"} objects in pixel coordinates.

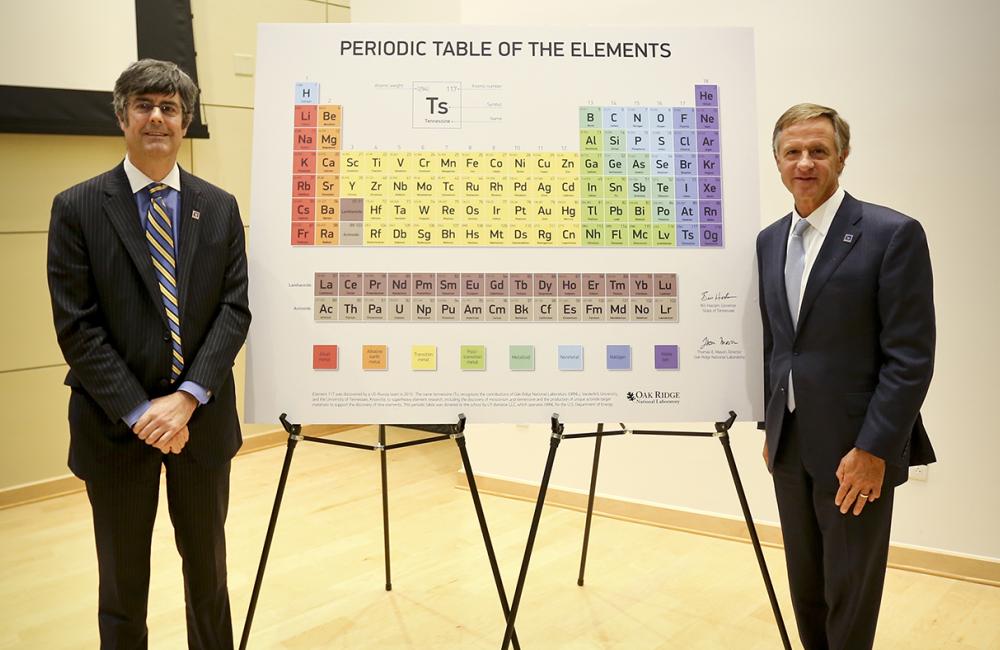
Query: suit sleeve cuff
[
  {"left": 123, "top": 400, "right": 152, "bottom": 428},
  {"left": 178, "top": 381, "right": 211, "bottom": 406}
]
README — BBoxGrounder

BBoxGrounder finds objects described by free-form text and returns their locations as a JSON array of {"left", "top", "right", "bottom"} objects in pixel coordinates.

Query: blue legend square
[
  {"left": 606, "top": 345, "right": 631, "bottom": 370},
  {"left": 557, "top": 345, "right": 584, "bottom": 371}
]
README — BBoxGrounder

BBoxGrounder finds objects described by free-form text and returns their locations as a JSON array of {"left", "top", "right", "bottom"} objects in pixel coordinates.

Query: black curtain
[{"left": 0, "top": 0, "right": 208, "bottom": 137}]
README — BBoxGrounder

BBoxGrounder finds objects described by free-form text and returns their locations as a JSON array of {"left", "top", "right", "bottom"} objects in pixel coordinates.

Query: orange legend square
[
  {"left": 362, "top": 344, "right": 388, "bottom": 370},
  {"left": 312, "top": 345, "right": 338, "bottom": 370}
]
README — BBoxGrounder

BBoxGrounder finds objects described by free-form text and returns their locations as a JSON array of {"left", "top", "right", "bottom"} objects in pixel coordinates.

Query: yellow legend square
[
  {"left": 362, "top": 345, "right": 388, "bottom": 370},
  {"left": 411, "top": 345, "right": 437, "bottom": 370}
]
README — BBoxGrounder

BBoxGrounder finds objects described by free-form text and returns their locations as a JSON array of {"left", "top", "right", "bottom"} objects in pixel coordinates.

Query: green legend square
[
  {"left": 509, "top": 345, "right": 535, "bottom": 371},
  {"left": 460, "top": 345, "right": 487, "bottom": 370}
]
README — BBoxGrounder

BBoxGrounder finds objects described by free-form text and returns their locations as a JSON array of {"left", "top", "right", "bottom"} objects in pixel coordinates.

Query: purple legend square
[
  {"left": 654, "top": 345, "right": 680, "bottom": 370},
  {"left": 695, "top": 85, "right": 719, "bottom": 108},
  {"left": 606, "top": 345, "right": 631, "bottom": 370}
]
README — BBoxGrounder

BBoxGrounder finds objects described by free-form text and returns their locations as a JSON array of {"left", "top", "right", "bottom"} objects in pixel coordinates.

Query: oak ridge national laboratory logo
[{"left": 625, "top": 389, "right": 680, "bottom": 405}]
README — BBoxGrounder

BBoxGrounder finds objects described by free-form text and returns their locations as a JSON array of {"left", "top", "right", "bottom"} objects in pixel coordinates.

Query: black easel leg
[
  {"left": 577, "top": 423, "right": 604, "bottom": 587},
  {"left": 453, "top": 435, "right": 520, "bottom": 650},
  {"left": 718, "top": 433, "right": 792, "bottom": 650},
  {"left": 501, "top": 432, "right": 562, "bottom": 650},
  {"left": 239, "top": 434, "right": 299, "bottom": 650},
  {"left": 379, "top": 424, "right": 392, "bottom": 591}
]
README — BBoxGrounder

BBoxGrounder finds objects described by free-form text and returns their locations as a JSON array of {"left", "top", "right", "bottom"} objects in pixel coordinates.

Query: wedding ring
[{"left": 859, "top": 494, "right": 869, "bottom": 500}]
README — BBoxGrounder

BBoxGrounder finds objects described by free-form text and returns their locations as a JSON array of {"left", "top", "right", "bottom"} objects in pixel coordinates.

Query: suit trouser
[
  {"left": 772, "top": 410, "right": 895, "bottom": 650},
  {"left": 85, "top": 450, "right": 233, "bottom": 650}
]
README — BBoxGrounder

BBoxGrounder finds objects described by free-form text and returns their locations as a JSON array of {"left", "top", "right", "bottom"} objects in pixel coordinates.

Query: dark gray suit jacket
[
  {"left": 756, "top": 192, "right": 935, "bottom": 488},
  {"left": 48, "top": 163, "right": 251, "bottom": 481}
]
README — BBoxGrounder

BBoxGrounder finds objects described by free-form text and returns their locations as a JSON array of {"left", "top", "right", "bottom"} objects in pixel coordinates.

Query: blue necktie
[{"left": 145, "top": 183, "right": 184, "bottom": 381}]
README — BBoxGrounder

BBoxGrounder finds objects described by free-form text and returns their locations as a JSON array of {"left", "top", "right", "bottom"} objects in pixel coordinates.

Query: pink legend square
[{"left": 313, "top": 345, "right": 338, "bottom": 370}]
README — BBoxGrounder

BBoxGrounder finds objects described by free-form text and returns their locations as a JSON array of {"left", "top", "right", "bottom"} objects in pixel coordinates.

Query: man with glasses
[{"left": 47, "top": 59, "right": 250, "bottom": 648}]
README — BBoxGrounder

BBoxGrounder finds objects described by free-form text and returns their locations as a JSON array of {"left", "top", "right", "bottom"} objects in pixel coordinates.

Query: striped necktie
[{"left": 145, "top": 183, "right": 184, "bottom": 382}]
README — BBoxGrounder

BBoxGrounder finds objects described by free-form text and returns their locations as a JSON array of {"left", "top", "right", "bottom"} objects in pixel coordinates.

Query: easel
[
  {"left": 239, "top": 413, "right": 521, "bottom": 650},
  {"left": 500, "top": 412, "right": 792, "bottom": 650}
]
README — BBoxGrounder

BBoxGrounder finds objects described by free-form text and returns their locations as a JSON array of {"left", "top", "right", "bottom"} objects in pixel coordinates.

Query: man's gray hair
[
  {"left": 772, "top": 103, "right": 851, "bottom": 157},
  {"left": 113, "top": 59, "right": 199, "bottom": 128}
]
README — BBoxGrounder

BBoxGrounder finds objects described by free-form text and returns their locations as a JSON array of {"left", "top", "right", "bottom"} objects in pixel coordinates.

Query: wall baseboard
[
  {"left": 460, "top": 473, "right": 1000, "bottom": 588},
  {"left": 0, "top": 424, "right": 359, "bottom": 510}
]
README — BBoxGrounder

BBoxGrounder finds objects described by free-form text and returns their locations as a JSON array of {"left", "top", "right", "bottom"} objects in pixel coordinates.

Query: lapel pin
[
  {"left": 843, "top": 233, "right": 853, "bottom": 243},
  {"left": 191, "top": 210, "right": 201, "bottom": 220}
]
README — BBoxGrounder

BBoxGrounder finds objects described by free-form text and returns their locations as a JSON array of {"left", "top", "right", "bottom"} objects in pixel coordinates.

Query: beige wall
[
  {"left": 352, "top": 0, "right": 1000, "bottom": 561},
  {"left": 0, "top": 0, "right": 350, "bottom": 491}
]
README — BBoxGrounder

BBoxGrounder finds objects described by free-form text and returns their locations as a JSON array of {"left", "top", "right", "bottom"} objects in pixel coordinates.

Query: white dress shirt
[{"left": 786, "top": 186, "right": 845, "bottom": 410}]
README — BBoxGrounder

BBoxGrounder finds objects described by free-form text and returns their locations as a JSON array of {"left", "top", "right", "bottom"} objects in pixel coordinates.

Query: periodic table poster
[{"left": 245, "top": 24, "right": 763, "bottom": 424}]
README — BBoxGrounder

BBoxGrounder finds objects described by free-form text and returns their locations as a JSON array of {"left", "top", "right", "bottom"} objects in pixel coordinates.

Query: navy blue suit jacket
[
  {"left": 48, "top": 163, "right": 251, "bottom": 481},
  {"left": 756, "top": 192, "right": 935, "bottom": 488}
]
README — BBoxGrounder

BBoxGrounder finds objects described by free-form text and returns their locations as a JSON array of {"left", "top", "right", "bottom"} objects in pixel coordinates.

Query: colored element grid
[
  {"left": 314, "top": 272, "right": 678, "bottom": 323},
  {"left": 291, "top": 82, "right": 722, "bottom": 248}
]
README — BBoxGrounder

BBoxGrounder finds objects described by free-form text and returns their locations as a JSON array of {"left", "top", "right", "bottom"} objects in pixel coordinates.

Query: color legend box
[
  {"left": 312, "top": 345, "right": 338, "bottom": 370},
  {"left": 411, "top": 345, "right": 437, "bottom": 370},
  {"left": 460, "top": 345, "right": 486, "bottom": 370},
  {"left": 362, "top": 344, "right": 388, "bottom": 370},
  {"left": 558, "top": 345, "right": 584, "bottom": 370},
  {"left": 606, "top": 345, "right": 631, "bottom": 370},
  {"left": 654, "top": 345, "right": 679, "bottom": 370},
  {"left": 509, "top": 345, "right": 535, "bottom": 371}
]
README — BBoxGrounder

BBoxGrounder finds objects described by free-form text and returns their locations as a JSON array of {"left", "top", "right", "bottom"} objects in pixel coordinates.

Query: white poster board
[{"left": 246, "top": 24, "right": 762, "bottom": 424}]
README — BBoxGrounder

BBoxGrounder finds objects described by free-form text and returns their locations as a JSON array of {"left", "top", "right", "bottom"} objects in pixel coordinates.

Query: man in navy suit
[
  {"left": 757, "top": 104, "right": 935, "bottom": 649},
  {"left": 48, "top": 60, "right": 250, "bottom": 648}
]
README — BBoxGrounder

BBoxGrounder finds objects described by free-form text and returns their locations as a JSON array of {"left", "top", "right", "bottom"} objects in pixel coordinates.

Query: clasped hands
[{"left": 132, "top": 391, "right": 197, "bottom": 455}]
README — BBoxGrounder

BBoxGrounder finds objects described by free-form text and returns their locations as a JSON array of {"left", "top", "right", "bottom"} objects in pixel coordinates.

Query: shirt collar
[
  {"left": 123, "top": 155, "right": 181, "bottom": 195},
  {"left": 792, "top": 186, "right": 845, "bottom": 238}
]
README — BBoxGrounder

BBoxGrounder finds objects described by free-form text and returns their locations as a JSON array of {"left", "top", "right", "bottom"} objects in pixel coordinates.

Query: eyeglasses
[{"left": 130, "top": 100, "right": 183, "bottom": 118}]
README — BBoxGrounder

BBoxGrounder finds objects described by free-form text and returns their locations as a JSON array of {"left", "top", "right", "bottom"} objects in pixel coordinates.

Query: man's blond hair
[{"left": 772, "top": 103, "right": 851, "bottom": 157}]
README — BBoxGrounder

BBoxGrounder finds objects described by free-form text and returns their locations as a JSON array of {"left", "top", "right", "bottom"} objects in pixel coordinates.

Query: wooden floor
[{"left": 1, "top": 426, "right": 997, "bottom": 649}]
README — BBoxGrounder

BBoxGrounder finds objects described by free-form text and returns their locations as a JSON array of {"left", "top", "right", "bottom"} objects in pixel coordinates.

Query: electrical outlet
[
  {"left": 233, "top": 54, "right": 255, "bottom": 77},
  {"left": 909, "top": 465, "right": 929, "bottom": 481}
]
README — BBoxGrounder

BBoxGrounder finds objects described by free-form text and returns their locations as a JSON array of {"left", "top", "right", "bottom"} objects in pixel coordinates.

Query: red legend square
[{"left": 313, "top": 345, "right": 338, "bottom": 370}]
